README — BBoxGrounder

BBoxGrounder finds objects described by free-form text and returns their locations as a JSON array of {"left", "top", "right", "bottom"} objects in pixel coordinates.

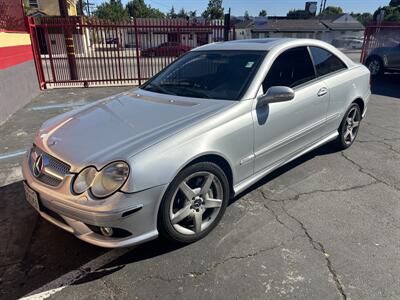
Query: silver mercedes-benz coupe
[{"left": 23, "top": 39, "right": 371, "bottom": 248}]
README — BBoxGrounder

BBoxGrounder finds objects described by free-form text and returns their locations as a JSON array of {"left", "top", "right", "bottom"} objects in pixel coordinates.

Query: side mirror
[{"left": 257, "top": 86, "right": 295, "bottom": 106}]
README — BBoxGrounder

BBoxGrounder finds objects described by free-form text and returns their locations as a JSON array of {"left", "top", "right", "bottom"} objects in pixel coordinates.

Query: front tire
[
  {"left": 366, "top": 56, "right": 384, "bottom": 76},
  {"left": 333, "top": 103, "right": 361, "bottom": 150},
  {"left": 158, "top": 162, "right": 229, "bottom": 244}
]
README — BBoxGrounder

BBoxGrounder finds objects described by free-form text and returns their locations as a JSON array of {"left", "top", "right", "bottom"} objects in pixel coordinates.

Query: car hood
[{"left": 35, "top": 89, "right": 235, "bottom": 171}]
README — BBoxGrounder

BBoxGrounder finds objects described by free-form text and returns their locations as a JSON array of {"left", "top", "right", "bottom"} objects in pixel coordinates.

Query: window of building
[
  {"left": 29, "top": 0, "right": 39, "bottom": 8},
  {"left": 309, "top": 46, "right": 347, "bottom": 77},
  {"left": 262, "top": 46, "right": 316, "bottom": 92}
]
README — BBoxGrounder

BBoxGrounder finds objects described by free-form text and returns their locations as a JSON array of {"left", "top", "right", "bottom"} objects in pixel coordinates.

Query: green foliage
[
  {"left": 350, "top": 12, "right": 373, "bottom": 26},
  {"left": 373, "top": 5, "right": 400, "bottom": 21},
  {"left": 244, "top": 10, "right": 250, "bottom": 21},
  {"left": 177, "top": 8, "right": 188, "bottom": 19},
  {"left": 320, "top": 6, "right": 343, "bottom": 16},
  {"left": 389, "top": 0, "right": 400, "bottom": 7},
  {"left": 94, "top": 0, "right": 129, "bottom": 22},
  {"left": 259, "top": 9, "right": 267, "bottom": 17},
  {"left": 202, "top": 0, "right": 224, "bottom": 20},
  {"left": 167, "top": 6, "right": 177, "bottom": 19},
  {"left": 126, "top": 0, "right": 165, "bottom": 18}
]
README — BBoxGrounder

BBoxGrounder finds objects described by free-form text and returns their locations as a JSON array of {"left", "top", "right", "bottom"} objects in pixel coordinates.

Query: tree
[
  {"left": 177, "top": 8, "right": 188, "bottom": 19},
  {"left": 320, "top": 6, "right": 343, "bottom": 16},
  {"left": 389, "top": 0, "right": 400, "bottom": 7},
  {"left": 259, "top": 9, "right": 267, "bottom": 17},
  {"left": 167, "top": 6, "right": 177, "bottom": 19},
  {"left": 373, "top": 5, "right": 400, "bottom": 21},
  {"left": 126, "top": 0, "right": 165, "bottom": 18},
  {"left": 202, "top": 0, "right": 224, "bottom": 20},
  {"left": 244, "top": 10, "right": 250, "bottom": 21},
  {"left": 94, "top": 0, "right": 129, "bottom": 22},
  {"left": 350, "top": 12, "right": 373, "bottom": 26},
  {"left": 189, "top": 10, "right": 197, "bottom": 17}
]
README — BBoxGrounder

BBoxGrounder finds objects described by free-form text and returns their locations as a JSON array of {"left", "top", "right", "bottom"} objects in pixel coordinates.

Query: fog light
[{"left": 100, "top": 226, "right": 113, "bottom": 237}]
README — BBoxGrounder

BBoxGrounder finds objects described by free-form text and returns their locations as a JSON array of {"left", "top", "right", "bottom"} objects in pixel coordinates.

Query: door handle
[{"left": 317, "top": 87, "right": 328, "bottom": 97}]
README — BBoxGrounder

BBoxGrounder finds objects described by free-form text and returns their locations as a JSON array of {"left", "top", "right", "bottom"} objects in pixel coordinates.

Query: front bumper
[{"left": 22, "top": 155, "right": 168, "bottom": 248}]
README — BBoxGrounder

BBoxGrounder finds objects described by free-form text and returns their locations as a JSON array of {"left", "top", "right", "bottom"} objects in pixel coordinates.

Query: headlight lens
[
  {"left": 73, "top": 167, "right": 97, "bottom": 194},
  {"left": 91, "top": 161, "right": 129, "bottom": 198}
]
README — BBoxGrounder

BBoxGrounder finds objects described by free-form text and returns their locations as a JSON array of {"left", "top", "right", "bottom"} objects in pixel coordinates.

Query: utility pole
[
  {"left": 58, "top": 0, "right": 78, "bottom": 80},
  {"left": 224, "top": 8, "right": 231, "bottom": 41}
]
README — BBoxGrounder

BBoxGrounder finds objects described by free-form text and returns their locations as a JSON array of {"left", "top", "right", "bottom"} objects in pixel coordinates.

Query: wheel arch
[
  {"left": 365, "top": 54, "right": 383, "bottom": 64},
  {"left": 351, "top": 97, "right": 365, "bottom": 118},
  {"left": 183, "top": 153, "right": 234, "bottom": 197}
]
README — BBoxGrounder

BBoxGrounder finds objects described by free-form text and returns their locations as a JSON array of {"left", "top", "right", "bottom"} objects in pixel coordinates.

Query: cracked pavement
[{"left": 0, "top": 74, "right": 400, "bottom": 299}]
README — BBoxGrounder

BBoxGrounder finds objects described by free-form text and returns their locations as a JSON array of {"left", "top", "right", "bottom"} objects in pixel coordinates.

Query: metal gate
[
  {"left": 361, "top": 22, "right": 400, "bottom": 64},
  {"left": 28, "top": 17, "right": 236, "bottom": 89}
]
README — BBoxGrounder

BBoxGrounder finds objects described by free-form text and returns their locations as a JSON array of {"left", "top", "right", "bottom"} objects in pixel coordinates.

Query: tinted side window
[
  {"left": 262, "top": 47, "right": 316, "bottom": 92},
  {"left": 309, "top": 46, "right": 346, "bottom": 76}
]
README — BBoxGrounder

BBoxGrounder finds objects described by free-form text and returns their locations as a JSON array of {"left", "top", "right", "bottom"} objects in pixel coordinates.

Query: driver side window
[{"left": 262, "top": 47, "right": 316, "bottom": 92}]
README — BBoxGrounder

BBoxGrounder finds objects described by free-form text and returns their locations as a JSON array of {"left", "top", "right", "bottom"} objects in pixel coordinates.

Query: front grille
[{"left": 29, "top": 145, "right": 71, "bottom": 187}]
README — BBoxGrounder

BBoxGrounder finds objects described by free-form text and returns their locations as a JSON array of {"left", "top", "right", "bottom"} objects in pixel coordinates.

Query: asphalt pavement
[{"left": 0, "top": 71, "right": 399, "bottom": 299}]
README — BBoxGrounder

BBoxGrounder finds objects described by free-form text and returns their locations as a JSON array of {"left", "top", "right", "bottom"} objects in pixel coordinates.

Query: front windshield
[{"left": 141, "top": 50, "right": 266, "bottom": 100}]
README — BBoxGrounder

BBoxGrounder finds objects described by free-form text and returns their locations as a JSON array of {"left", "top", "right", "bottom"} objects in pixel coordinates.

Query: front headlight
[
  {"left": 73, "top": 166, "right": 97, "bottom": 194},
  {"left": 91, "top": 161, "right": 129, "bottom": 198}
]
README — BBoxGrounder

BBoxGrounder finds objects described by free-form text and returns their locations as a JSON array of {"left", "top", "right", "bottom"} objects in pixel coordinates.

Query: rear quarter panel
[{"left": 323, "top": 64, "right": 370, "bottom": 131}]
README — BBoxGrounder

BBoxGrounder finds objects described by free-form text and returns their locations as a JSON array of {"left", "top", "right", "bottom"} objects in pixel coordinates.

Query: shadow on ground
[{"left": 371, "top": 73, "right": 400, "bottom": 99}]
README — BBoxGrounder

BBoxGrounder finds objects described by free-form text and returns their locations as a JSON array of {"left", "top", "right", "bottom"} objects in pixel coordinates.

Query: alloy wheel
[
  {"left": 368, "top": 60, "right": 381, "bottom": 75},
  {"left": 169, "top": 171, "right": 223, "bottom": 235},
  {"left": 343, "top": 106, "right": 360, "bottom": 145}
]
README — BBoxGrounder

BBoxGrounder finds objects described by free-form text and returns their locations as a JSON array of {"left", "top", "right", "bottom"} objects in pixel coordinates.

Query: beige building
[{"left": 28, "top": 0, "right": 77, "bottom": 16}]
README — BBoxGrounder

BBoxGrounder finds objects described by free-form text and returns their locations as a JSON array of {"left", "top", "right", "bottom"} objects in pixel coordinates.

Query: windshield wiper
[
  {"left": 160, "top": 82, "right": 211, "bottom": 98},
  {"left": 144, "top": 83, "right": 176, "bottom": 95}
]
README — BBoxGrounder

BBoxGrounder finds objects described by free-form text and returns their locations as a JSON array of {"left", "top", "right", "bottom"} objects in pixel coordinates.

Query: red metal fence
[
  {"left": 361, "top": 22, "right": 400, "bottom": 64},
  {"left": 28, "top": 17, "right": 235, "bottom": 89}
]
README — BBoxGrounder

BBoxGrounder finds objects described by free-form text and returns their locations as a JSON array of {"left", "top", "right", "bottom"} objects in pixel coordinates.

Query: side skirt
[{"left": 233, "top": 130, "right": 339, "bottom": 195}]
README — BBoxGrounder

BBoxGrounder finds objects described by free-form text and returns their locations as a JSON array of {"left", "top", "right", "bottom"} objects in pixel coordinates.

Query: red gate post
[
  {"left": 133, "top": 18, "right": 142, "bottom": 85},
  {"left": 58, "top": 0, "right": 78, "bottom": 80},
  {"left": 27, "top": 17, "right": 46, "bottom": 89}
]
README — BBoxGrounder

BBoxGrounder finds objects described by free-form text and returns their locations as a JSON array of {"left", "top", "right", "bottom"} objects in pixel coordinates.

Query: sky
[{"left": 91, "top": 0, "right": 390, "bottom": 16}]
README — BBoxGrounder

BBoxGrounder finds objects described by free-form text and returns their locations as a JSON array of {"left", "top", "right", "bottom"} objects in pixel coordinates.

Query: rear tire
[
  {"left": 158, "top": 162, "right": 229, "bottom": 244},
  {"left": 333, "top": 103, "right": 362, "bottom": 150}
]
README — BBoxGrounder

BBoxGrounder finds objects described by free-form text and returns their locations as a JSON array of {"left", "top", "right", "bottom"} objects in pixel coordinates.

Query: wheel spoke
[
  {"left": 349, "top": 130, "right": 355, "bottom": 141},
  {"left": 194, "top": 212, "right": 202, "bottom": 233},
  {"left": 171, "top": 204, "right": 192, "bottom": 224},
  {"left": 179, "top": 182, "right": 196, "bottom": 200},
  {"left": 203, "top": 198, "right": 222, "bottom": 208},
  {"left": 200, "top": 174, "right": 214, "bottom": 195},
  {"left": 352, "top": 121, "right": 360, "bottom": 128},
  {"left": 344, "top": 130, "right": 351, "bottom": 140}
]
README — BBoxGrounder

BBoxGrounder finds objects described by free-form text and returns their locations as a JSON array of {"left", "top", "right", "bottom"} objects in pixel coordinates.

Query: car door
[
  {"left": 388, "top": 45, "right": 400, "bottom": 69},
  {"left": 252, "top": 46, "right": 329, "bottom": 173},
  {"left": 308, "top": 46, "right": 349, "bottom": 132}
]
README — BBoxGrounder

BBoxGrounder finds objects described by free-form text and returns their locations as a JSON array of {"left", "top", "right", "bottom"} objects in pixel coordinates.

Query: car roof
[
  {"left": 192, "top": 38, "right": 355, "bottom": 67},
  {"left": 193, "top": 38, "right": 297, "bottom": 51}
]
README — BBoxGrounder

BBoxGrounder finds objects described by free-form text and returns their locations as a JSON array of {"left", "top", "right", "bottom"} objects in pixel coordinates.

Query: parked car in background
[
  {"left": 23, "top": 38, "right": 370, "bottom": 248},
  {"left": 332, "top": 37, "right": 364, "bottom": 49},
  {"left": 141, "top": 42, "right": 191, "bottom": 57},
  {"left": 365, "top": 44, "right": 400, "bottom": 76}
]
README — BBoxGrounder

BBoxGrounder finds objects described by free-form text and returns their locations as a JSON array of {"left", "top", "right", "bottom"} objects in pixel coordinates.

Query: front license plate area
[{"left": 23, "top": 182, "right": 40, "bottom": 212}]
